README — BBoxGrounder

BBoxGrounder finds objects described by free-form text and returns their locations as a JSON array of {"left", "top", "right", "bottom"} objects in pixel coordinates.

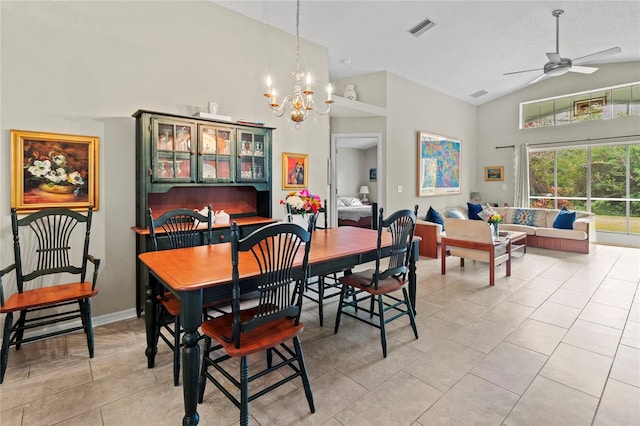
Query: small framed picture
[
  {"left": 11, "top": 129, "right": 99, "bottom": 213},
  {"left": 484, "top": 166, "right": 504, "bottom": 181},
  {"left": 369, "top": 168, "right": 377, "bottom": 182},
  {"left": 282, "top": 152, "right": 308, "bottom": 189}
]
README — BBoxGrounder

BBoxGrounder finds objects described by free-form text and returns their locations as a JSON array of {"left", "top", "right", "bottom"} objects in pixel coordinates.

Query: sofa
[{"left": 415, "top": 204, "right": 595, "bottom": 257}]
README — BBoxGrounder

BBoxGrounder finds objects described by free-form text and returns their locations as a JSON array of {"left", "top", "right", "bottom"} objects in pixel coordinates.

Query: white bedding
[
  {"left": 336, "top": 197, "right": 373, "bottom": 222},
  {"left": 338, "top": 205, "right": 373, "bottom": 222}
]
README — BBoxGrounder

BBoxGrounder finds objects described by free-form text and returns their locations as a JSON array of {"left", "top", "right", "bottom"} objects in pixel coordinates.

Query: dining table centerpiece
[{"left": 280, "top": 188, "right": 323, "bottom": 227}]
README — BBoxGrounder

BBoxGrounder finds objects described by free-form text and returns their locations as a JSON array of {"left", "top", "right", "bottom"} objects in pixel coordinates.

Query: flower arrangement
[
  {"left": 280, "top": 189, "right": 323, "bottom": 216},
  {"left": 487, "top": 213, "right": 503, "bottom": 225},
  {"left": 26, "top": 150, "right": 86, "bottom": 194}
]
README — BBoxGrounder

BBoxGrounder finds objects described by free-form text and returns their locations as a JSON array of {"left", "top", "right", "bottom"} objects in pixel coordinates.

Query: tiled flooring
[{"left": 1, "top": 244, "right": 639, "bottom": 425}]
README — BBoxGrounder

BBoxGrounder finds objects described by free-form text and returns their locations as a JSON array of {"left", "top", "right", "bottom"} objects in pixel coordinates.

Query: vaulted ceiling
[{"left": 215, "top": 1, "right": 640, "bottom": 105}]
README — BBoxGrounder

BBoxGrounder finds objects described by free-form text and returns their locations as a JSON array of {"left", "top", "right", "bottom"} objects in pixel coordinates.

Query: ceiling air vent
[
  {"left": 470, "top": 90, "right": 488, "bottom": 99},
  {"left": 408, "top": 18, "right": 436, "bottom": 37}
]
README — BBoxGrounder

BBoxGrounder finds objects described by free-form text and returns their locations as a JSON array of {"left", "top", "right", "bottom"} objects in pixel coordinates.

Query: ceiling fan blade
[
  {"left": 569, "top": 65, "right": 598, "bottom": 74},
  {"left": 573, "top": 47, "right": 622, "bottom": 64},
  {"left": 546, "top": 52, "right": 562, "bottom": 64},
  {"left": 504, "top": 67, "right": 544, "bottom": 76},
  {"left": 528, "top": 74, "right": 547, "bottom": 85}
]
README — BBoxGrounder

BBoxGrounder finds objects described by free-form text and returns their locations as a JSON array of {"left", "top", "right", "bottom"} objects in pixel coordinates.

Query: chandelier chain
[
  {"left": 263, "top": 0, "right": 333, "bottom": 127},
  {"left": 295, "top": 0, "right": 301, "bottom": 73}
]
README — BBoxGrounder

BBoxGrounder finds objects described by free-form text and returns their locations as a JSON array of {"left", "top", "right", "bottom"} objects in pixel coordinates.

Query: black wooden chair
[
  {"left": 147, "top": 206, "right": 213, "bottom": 386},
  {"left": 301, "top": 199, "right": 346, "bottom": 326},
  {"left": 198, "top": 219, "right": 316, "bottom": 426},
  {"left": 0, "top": 207, "right": 100, "bottom": 384},
  {"left": 334, "top": 206, "right": 419, "bottom": 357}
]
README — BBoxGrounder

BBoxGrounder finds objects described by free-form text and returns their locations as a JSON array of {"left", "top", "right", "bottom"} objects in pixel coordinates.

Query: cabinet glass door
[
  {"left": 199, "top": 125, "right": 234, "bottom": 183},
  {"left": 152, "top": 119, "right": 195, "bottom": 183},
  {"left": 237, "top": 129, "right": 268, "bottom": 182}
]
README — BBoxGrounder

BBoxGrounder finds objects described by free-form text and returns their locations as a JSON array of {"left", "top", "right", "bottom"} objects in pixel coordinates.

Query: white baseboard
[{"left": 1, "top": 308, "right": 139, "bottom": 347}]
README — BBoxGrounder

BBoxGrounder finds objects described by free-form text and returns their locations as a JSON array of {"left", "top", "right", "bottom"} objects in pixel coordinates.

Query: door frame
[{"left": 329, "top": 133, "right": 383, "bottom": 228}]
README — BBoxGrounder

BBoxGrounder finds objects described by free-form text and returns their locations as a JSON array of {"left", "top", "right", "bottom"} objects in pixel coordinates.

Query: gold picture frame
[
  {"left": 484, "top": 166, "right": 504, "bottom": 181},
  {"left": 11, "top": 129, "right": 99, "bottom": 213},
  {"left": 282, "top": 152, "right": 308, "bottom": 189},
  {"left": 574, "top": 96, "right": 607, "bottom": 116}
]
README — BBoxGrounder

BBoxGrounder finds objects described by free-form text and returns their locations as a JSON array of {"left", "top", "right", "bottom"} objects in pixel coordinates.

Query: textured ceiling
[{"left": 215, "top": 1, "right": 640, "bottom": 106}]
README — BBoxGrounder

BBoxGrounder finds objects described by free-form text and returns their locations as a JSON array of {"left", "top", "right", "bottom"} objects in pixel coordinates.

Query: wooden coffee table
[{"left": 497, "top": 230, "right": 527, "bottom": 255}]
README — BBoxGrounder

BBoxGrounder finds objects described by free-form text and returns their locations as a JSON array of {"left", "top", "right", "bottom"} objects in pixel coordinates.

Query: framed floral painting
[
  {"left": 282, "top": 152, "right": 308, "bottom": 189},
  {"left": 11, "top": 129, "right": 99, "bottom": 213}
]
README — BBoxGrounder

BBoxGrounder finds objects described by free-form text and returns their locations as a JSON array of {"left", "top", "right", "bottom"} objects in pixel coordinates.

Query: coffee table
[{"left": 497, "top": 230, "right": 527, "bottom": 255}]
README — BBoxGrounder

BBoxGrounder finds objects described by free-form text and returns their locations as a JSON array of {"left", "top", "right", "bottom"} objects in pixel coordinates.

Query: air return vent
[
  {"left": 408, "top": 18, "right": 436, "bottom": 37},
  {"left": 470, "top": 90, "right": 489, "bottom": 98}
]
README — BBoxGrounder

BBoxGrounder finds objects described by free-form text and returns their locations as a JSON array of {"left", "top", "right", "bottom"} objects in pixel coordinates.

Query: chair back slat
[
  {"left": 374, "top": 206, "right": 418, "bottom": 285},
  {"left": 13, "top": 207, "right": 93, "bottom": 287},
  {"left": 230, "top": 218, "right": 314, "bottom": 347},
  {"left": 147, "top": 207, "right": 213, "bottom": 251}
]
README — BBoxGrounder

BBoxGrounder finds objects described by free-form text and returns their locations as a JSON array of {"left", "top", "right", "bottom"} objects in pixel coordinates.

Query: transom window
[{"left": 520, "top": 82, "right": 640, "bottom": 129}]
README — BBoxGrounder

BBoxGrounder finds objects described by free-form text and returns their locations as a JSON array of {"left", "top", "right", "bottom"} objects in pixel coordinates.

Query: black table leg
[
  {"left": 145, "top": 272, "right": 159, "bottom": 368},
  {"left": 180, "top": 291, "right": 202, "bottom": 426},
  {"left": 409, "top": 239, "right": 419, "bottom": 314}
]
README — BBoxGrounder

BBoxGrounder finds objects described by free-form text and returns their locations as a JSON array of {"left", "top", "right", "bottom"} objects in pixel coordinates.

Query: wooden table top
[{"left": 139, "top": 226, "right": 388, "bottom": 292}]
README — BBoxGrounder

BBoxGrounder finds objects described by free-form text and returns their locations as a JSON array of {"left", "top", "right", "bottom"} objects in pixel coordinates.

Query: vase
[
  {"left": 287, "top": 213, "right": 310, "bottom": 229},
  {"left": 39, "top": 183, "right": 75, "bottom": 194},
  {"left": 343, "top": 84, "right": 357, "bottom": 101},
  {"left": 492, "top": 222, "right": 499, "bottom": 238}
]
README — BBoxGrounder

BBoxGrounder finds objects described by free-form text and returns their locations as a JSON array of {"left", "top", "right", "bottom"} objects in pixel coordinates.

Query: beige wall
[
  {"left": 0, "top": 1, "right": 330, "bottom": 319},
  {"left": 477, "top": 61, "right": 640, "bottom": 206}
]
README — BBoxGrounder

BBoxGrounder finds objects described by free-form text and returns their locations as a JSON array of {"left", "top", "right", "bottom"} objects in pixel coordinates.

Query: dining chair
[
  {"left": 147, "top": 206, "right": 213, "bottom": 386},
  {"left": 299, "top": 199, "right": 346, "bottom": 326},
  {"left": 198, "top": 219, "right": 316, "bottom": 426},
  {"left": 334, "top": 206, "right": 419, "bottom": 358},
  {"left": 0, "top": 207, "right": 101, "bottom": 384}
]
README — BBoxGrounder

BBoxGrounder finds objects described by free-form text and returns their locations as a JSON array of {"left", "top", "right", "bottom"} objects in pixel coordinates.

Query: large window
[
  {"left": 529, "top": 143, "right": 640, "bottom": 236},
  {"left": 521, "top": 82, "right": 640, "bottom": 129}
]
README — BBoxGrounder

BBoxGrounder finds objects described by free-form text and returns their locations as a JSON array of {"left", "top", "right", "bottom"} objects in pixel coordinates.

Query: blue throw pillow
[
  {"left": 553, "top": 207, "right": 576, "bottom": 229},
  {"left": 426, "top": 207, "right": 445, "bottom": 231},
  {"left": 467, "top": 202, "right": 483, "bottom": 220}
]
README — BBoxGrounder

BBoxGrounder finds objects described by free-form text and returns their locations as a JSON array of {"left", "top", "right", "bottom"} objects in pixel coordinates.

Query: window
[
  {"left": 529, "top": 143, "right": 640, "bottom": 236},
  {"left": 521, "top": 82, "right": 640, "bottom": 129}
]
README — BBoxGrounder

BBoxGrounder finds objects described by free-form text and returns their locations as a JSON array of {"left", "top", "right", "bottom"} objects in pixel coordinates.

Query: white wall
[
  {"left": 477, "top": 61, "right": 640, "bottom": 205},
  {"left": 0, "top": 1, "right": 331, "bottom": 317},
  {"left": 336, "top": 147, "right": 364, "bottom": 196},
  {"left": 386, "top": 73, "right": 478, "bottom": 216}
]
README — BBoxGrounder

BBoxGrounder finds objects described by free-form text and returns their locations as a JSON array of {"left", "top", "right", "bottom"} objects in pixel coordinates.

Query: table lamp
[{"left": 359, "top": 185, "right": 370, "bottom": 203}]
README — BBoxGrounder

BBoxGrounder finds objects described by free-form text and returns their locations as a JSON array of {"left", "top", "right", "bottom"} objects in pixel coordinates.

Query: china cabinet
[{"left": 132, "top": 109, "right": 275, "bottom": 316}]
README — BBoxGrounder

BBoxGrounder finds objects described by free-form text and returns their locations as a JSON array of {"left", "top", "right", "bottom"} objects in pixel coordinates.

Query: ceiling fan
[{"left": 505, "top": 9, "right": 621, "bottom": 85}]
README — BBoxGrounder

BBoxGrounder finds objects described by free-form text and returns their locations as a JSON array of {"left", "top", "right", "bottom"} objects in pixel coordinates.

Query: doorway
[{"left": 329, "top": 133, "right": 383, "bottom": 228}]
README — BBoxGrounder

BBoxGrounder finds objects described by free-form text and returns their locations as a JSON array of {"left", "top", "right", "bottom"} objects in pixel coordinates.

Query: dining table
[{"left": 138, "top": 225, "right": 420, "bottom": 425}]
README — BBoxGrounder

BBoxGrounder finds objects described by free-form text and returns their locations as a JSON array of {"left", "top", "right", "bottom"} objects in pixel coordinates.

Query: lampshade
[{"left": 359, "top": 186, "right": 369, "bottom": 195}]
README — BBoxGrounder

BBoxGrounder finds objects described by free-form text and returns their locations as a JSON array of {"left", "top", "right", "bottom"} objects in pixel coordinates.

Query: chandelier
[{"left": 264, "top": 0, "right": 333, "bottom": 127}]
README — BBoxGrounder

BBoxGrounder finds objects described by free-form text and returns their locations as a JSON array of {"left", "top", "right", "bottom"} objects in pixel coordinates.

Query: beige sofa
[{"left": 415, "top": 205, "right": 595, "bottom": 257}]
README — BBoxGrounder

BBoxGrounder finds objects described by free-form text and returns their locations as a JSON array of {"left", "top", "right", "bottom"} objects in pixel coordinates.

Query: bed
[{"left": 337, "top": 197, "right": 378, "bottom": 229}]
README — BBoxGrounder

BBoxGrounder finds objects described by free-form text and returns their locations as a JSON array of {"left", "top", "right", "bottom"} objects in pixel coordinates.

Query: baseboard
[{"left": 1, "top": 308, "right": 139, "bottom": 347}]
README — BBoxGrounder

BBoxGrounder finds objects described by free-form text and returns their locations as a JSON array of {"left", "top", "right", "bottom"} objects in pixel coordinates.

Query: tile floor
[{"left": 1, "top": 244, "right": 639, "bottom": 425}]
